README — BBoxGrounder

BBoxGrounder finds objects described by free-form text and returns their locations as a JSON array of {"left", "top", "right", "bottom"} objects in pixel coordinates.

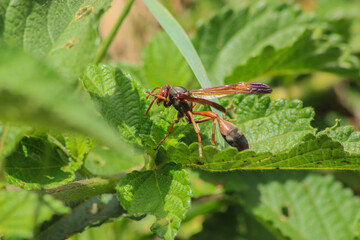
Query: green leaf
[
  {"left": 314, "top": 0, "right": 360, "bottom": 49},
  {"left": 224, "top": 30, "right": 360, "bottom": 84},
  {"left": 0, "top": 0, "right": 9, "bottom": 36},
  {"left": 188, "top": 170, "right": 223, "bottom": 198},
  {"left": 315, "top": 0, "right": 360, "bottom": 20},
  {"left": 81, "top": 64, "right": 153, "bottom": 148},
  {"left": 0, "top": 189, "right": 69, "bottom": 239},
  {"left": 194, "top": 4, "right": 359, "bottom": 85},
  {"left": 0, "top": 123, "right": 27, "bottom": 160},
  {"left": 143, "top": 31, "right": 192, "bottom": 88},
  {"left": 5, "top": 136, "right": 75, "bottom": 189},
  {"left": 1, "top": 0, "right": 111, "bottom": 80},
  {"left": 237, "top": 173, "right": 360, "bottom": 240},
  {"left": 323, "top": 125, "right": 360, "bottom": 154},
  {"left": 0, "top": 45, "right": 129, "bottom": 157},
  {"left": 225, "top": 95, "right": 316, "bottom": 153},
  {"left": 63, "top": 133, "right": 96, "bottom": 166},
  {"left": 163, "top": 134, "right": 360, "bottom": 171},
  {"left": 193, "top": 8, "right": 253, "bottom": 75},
  {"left": 190, "top": 205, "right": 278, "bottom": 240},
  {"left": 84, "top": 143, "right": 144, "bottom": 175},
  {"left": 117, "top": 62, "right": 144, "bottom": 86},
  {"left": 117, "top": 163, "right": 191, "bottom": 240}
]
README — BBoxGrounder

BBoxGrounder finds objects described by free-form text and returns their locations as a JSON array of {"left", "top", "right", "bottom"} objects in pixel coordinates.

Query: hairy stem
[
  {"left": 43, "top": 177, "right": 121, "bottom": 202},
  {"left": 93, "top": 0, "right": 136, "bottom": 64}
]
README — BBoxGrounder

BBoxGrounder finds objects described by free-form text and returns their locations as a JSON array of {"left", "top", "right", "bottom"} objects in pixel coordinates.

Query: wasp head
[{"left": 145, "top": 84, "right": 171, "bottom": 116}]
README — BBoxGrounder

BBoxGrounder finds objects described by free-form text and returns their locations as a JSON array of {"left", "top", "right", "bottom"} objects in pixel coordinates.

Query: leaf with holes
[
  {"left": 236, "top": 173, "right": 360, "bottom": 240},
  {"left": 1, "top": 0, "right": 111, "bottom": 81},
  {"left": 117, "top": 163, "right": 191, "bottom": 240}
]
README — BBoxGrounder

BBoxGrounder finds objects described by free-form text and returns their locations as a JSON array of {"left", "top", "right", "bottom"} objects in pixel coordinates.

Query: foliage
[{"left": 0, "top": 0, "right": 360, "bottom": 240}]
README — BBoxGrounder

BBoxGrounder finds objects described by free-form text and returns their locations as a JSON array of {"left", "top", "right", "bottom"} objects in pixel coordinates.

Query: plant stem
[
  {"left": 43, "top": 177, "right": 122, "bottom": 202},
  {"left": 93, "top": 0, "right": 136, "bottom": 64}
]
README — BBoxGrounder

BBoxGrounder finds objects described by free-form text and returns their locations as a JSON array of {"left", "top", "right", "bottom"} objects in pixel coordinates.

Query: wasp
[{"left": 146, "top": 82, "right": 272, "bottom": 158}]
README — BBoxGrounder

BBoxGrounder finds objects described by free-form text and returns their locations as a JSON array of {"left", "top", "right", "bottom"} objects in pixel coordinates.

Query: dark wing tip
[
  {"left": 248, "top": 83, "right": 272, "bottom": 93},
  {"left": 217, "top": 104, "right": 226, "bottom": 113}
]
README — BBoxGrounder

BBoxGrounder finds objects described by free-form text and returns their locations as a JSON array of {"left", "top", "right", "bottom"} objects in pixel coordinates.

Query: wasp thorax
[{"left": 169, "top": 86, "right": 193, "bottom": 114}]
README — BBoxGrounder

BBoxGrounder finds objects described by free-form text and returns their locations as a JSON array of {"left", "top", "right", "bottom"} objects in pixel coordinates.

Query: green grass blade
[{"left": 142, "top": 0, "right": 211, "bottom": 89}]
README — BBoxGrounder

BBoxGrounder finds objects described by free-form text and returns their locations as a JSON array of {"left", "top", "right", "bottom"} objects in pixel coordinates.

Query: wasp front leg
[
  {"left": 155, "top": 112, "right": 183, "bottom": 150},
  {"left": 163, "top": 100, "right": 172, "bottom": 108}
]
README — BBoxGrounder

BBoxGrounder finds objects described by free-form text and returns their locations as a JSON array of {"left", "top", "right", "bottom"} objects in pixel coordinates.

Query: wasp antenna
[{"left": 146, "top": 87, "right": 161, "bottom": 100}]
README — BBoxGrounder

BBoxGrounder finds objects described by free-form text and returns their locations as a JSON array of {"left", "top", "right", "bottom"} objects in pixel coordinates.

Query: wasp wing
[
  {"left": 177, "top": 95, "right": 226, "bottom": 113},
  {"left": 190, "top": 82, "right": 272, "bottom": 100}
]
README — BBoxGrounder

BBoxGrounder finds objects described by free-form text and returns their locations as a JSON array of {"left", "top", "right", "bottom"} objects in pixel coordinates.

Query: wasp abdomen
[{"left": 218, "top": 119, "right": 249, "bottom": 151}]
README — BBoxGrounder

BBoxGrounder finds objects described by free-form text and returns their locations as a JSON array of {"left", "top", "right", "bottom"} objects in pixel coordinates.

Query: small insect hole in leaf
[
  {"left": 75, "top": 5, "right": 94, "bottom": 21},
  {"left": 90, "top": 156, "right": 105, "bottom": 167},
  {"left": 62, "top": 37, "right": 76, "bottom": 49},
  {"left": 281, "top": 205, "right": 290, "bottom": 218}
]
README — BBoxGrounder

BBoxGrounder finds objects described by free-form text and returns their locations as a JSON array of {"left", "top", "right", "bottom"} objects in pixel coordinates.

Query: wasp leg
[
  {"left": 145, "top": 92, "right": 167, "bottom": 100},
  {"left": 146, "top": 97, "right": 158, "bottom": 116},
  {"left": 211, "top": 118, "right": 216, "bottom": 146},
  {"left": 187, "top": 111, "right": 204, "bottom": 158},
  {"left": 146, "top": 87, "right": 161, "bottom": 99},
  {"left": 193, "top": 111, "right": 249, "bottom": 151},
  {"left": 155, "top": 113, "right": 183, "bottom": 150},
  {"left": 193, "top": 111, "right": 221, "bottom": 147},
  {"left": 195, "top": 117, "right": 217, "bottom": 146}
]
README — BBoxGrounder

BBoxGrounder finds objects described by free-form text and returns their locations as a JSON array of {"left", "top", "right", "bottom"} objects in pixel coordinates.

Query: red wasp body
[{"left": 146, "top": 82, "right": 272, "bottom": 158}]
